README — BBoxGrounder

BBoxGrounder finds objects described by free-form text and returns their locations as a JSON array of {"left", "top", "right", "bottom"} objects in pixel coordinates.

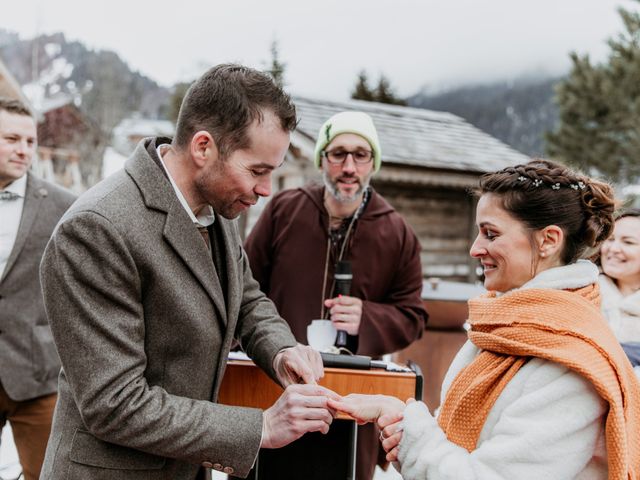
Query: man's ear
[
  {"left": 189, "top": 130, "right": 217, "bottom": 168},
  {"left": 536, "top": 225, "right": 564, "bottom": 258}
]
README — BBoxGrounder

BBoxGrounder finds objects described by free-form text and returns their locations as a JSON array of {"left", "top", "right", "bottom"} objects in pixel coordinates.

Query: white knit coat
[
  {"left": 398, "top": 261, "right": 608, "bottom": 480},
  {"left": 598, "top": 274, "right": 640, "bottom": 343}
]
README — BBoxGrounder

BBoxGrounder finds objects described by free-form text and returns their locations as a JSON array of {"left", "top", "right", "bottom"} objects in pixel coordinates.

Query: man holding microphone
[{"left": 245, "top": 110, "right": 427, "bottom": 479}]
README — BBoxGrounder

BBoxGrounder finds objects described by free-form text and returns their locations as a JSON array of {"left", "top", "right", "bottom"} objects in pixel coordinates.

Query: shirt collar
[
  {"left": 156, "top": 144, "right": 215, "bottom": 227},
  {"left": 3, "top": 173, "right": 27, "bottom": 198}
]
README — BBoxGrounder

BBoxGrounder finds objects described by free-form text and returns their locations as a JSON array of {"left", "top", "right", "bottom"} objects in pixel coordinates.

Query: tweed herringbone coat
[
  {"left": 0, "top": 173, "right": 74, "bottom": 401},
  {"left": 39, "top": 138, "right": 297, "bottom": 480}
]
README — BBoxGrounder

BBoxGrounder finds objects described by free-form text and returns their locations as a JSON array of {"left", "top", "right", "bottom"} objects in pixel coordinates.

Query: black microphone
[
  {"left": 320, "top": 352, "right": 387, "bottom": 370},
  {"left": 333, "top": 260, "right": 352, "bottom": 348}
]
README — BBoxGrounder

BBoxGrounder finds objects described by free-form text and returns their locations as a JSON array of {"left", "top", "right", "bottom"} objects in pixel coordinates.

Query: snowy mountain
[
  {"left": 0, "top": 30, "right": 171, "bottom": 134},
  {"left": 408, "top": 76, "right": 561, "bottom": 158}
]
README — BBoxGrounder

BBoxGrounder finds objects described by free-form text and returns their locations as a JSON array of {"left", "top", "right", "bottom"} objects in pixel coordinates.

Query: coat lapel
[
  {"left": 218, "top": 217, "right": 241, "bottom": 330},
  {"left": 125, "top": 140, "right": 228, "bottom": 326},
  {"left": 2, "top": 174, "right": 44, "bottom": 282},
  {"left": 163, "top": 203, "right": 228, "bottom": 325}
]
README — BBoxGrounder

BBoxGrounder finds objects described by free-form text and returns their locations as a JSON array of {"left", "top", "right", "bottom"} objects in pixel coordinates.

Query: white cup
[{"left": 306, "top": 319, "right": 337, "bottom": 351}]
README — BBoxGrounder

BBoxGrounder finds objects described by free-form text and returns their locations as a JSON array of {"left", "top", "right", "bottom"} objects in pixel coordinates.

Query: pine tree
[
  {"left": 266, "top": 40, "right": 286, "bottom": 88},
  {"left": 351, "top": 70, "right": 406, "bottom": 105},
  {"left": 351, "top": 70, "right": 375, "bottom": 101},
  {"left": 546, "top": 3, "right": 640, "bottom": 181},
  {"left": 374, "top": 74, "right": 407, "bottom": 106},
  {"left": 169, "top": 82, "right": 191, "bottom": 123}
]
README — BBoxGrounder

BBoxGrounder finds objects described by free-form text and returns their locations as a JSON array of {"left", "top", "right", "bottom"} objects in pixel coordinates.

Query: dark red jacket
[{"left": 245, "top": 183, "right": 427, "bottom": 356}]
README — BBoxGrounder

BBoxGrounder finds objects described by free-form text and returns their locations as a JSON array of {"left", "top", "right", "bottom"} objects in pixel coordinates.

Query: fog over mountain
[
  {"left": 409, "top": 76, "right": 561, "bottom": 157},
  {"left": 1, "top": 29, "right": 561, "bottom": 157}
]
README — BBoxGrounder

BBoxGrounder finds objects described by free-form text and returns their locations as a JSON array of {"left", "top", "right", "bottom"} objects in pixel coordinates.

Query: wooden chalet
[{"left": 36, "top": 95, "right": 103, "bottom": 192}]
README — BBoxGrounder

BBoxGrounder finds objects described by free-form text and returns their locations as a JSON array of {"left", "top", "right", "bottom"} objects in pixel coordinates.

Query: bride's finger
[{"left": 382, "top": 431, "right": 403, "bottom": 453}]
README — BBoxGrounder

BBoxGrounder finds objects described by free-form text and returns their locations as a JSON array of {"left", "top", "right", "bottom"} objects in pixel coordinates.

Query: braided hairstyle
[{"left": 476, "top": 159, "right": 616, "bottom": 264}]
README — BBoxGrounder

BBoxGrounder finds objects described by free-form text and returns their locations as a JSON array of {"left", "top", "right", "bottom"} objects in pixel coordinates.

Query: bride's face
[{"left": 470, "top": 194, "right": 537, "bottom": 292}]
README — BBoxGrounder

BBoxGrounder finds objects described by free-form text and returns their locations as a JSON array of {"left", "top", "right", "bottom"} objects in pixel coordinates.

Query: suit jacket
[
  {"left": 39, "top": 138, "right": 297, "bottom": 480},
  {"left": 0, "top": 173, "right": 75, "bottom": 401}
]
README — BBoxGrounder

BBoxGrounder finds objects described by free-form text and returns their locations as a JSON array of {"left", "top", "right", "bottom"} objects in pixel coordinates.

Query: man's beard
[{"left": 322, "top": 172, "right": 371, "bottom": 203}]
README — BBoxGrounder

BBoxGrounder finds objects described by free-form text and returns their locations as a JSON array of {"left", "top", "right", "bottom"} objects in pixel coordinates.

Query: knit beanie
[{"left": 313, "top": 111, "right": 381, "bottom": 172}]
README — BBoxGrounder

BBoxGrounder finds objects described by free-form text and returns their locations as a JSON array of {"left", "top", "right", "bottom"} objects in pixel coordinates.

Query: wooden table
[
  {"left": 219, "top": 360, "right": 420, "bottom": 416},
  {"left": 218, "top": 360, "right": 420, "bottom": 480}
]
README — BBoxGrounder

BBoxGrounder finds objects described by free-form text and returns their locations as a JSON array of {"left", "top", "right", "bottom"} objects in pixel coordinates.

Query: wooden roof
[{"left": 293, "top": 96, "right": 529, "bottom": 174}]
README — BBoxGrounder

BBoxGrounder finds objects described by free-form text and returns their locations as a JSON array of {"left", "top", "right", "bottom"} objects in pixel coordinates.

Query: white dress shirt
[
  {"left": 157, "top": 143, "right": 265, "bottom": 460},
  {"left": 156, "top": 144, "right": 215, "bottom": 227},
  {"left": 0, "top": 174, "right": 27, "bottom": 279}
]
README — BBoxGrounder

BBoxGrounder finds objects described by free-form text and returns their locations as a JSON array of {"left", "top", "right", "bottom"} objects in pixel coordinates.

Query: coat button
[
  {"left": 202, "top": 461, "right": 213, "bottom": 468},
  {"left": 223, "top": 466, "right": 235, "bottom": 474},
  {"left": 213, "top": 463, "right": 223, "bottom": 471}
]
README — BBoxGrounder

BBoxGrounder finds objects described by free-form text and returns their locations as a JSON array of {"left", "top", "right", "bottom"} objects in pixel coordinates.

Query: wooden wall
[{"left": 373, "top": 181, "right": 478, "bottom": 282}]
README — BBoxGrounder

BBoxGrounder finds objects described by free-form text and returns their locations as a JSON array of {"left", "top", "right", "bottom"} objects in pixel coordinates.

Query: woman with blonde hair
[
  {"left": 330, "top": 159, "right": 640, "bottom": 479},
  {"left": 599, "top": 209, "right": 640, "bottom": 340},
  {"left": 599, "top": 209, "right": 640, "bottom": 370}
]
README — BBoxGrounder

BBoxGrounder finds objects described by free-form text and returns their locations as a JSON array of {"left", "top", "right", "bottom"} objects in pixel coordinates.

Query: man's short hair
[
  {"left": 0, "top": 97, "right": 33, "bottom": 117},
  {"left": 174, "top": 64, "right": 297, "bottom": 158}
]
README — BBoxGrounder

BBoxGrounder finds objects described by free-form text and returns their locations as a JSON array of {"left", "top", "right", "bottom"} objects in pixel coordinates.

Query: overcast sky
[{"left": 3, "top": 0, "right": 635, "bottom": 100}]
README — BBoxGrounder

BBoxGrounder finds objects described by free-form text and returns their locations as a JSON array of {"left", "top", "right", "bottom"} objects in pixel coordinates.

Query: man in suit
[
  {"left": 0, "top": 98, "right": 75, "bottom": 480},
  {"left": 39, "top": 64, "right": 338, "bottom": 480}
]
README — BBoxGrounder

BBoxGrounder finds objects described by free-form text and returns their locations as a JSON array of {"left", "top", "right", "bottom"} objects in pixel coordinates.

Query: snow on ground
[
  {"left": 0, "top": 427, "right": 21, "bottom": 479},
  {"left": 1, "top": 426, "right": 402, "bottom": 479}
]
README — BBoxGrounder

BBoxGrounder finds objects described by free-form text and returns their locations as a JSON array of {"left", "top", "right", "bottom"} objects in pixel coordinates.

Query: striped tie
[
  {"left": 197, "top": 225, "right": 212, "bottom": 254},
  {"left": 198, "top": 223, "right": 226, "bottom": 304}
]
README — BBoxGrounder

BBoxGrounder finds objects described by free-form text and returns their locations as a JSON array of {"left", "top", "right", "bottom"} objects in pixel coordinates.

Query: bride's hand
[
  {"left": 327, "top": 394, "right": 406, "bottom": 424},
  {"left": 378, "top": 398, "right": 414, "bottom": 461},
  {"left": 379, "top": 416, "right": 404, "bottom": 461}
]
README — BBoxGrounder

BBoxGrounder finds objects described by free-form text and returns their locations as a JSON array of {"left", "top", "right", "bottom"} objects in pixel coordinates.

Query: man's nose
[
  {"left": 255, "top": 175, "right": 272, "bottom": 197},
  {"left": 341, "top": 154, "right": 357, "bottom": 173},
  {"left": 16, "top": 139, "right": 30, "bottom": 155}
]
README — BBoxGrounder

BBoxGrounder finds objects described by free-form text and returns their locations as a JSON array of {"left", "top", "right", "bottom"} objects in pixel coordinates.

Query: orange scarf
[{"left": 438, "top": 284, "right": 640, "bottom": 479}]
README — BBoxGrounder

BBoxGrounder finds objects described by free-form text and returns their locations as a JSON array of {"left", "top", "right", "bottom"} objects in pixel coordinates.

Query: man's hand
[
  {"left": 273, "top": 344, "right": 324, "bottom": 387},
  {"left": 324, "top": 295, "right": 363, "bottom": 335},
  {"left": 261, "top": 384, "right": 341, "bottom": 449}
]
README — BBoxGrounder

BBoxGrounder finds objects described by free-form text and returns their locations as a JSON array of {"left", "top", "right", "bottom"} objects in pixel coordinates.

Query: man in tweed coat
[
  {"left": 39, "top": 64, "right": 337, "bottom": 480},
  {"left": 0, "top": 98, "right": 75, "bottom": 480}
]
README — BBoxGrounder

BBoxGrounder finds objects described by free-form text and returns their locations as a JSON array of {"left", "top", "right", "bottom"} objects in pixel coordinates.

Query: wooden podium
[{"left": 219, "top": 360, "right": 421, "bottom": 480}]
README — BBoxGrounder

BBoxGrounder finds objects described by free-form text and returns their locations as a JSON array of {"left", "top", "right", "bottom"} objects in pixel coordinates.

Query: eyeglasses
[{"left": 322, "top": 149, "right": 373, "bottom": 165}]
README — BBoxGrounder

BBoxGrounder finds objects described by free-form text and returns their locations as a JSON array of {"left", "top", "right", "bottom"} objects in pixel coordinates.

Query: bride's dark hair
[{"left": 476, "top": 159, "right": 616, "bottom": 263}]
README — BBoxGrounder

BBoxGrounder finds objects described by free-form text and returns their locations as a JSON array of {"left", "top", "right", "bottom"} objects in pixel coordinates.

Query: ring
[{"left": 379, "top": 431, "right": 385, "bottom": 442}]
